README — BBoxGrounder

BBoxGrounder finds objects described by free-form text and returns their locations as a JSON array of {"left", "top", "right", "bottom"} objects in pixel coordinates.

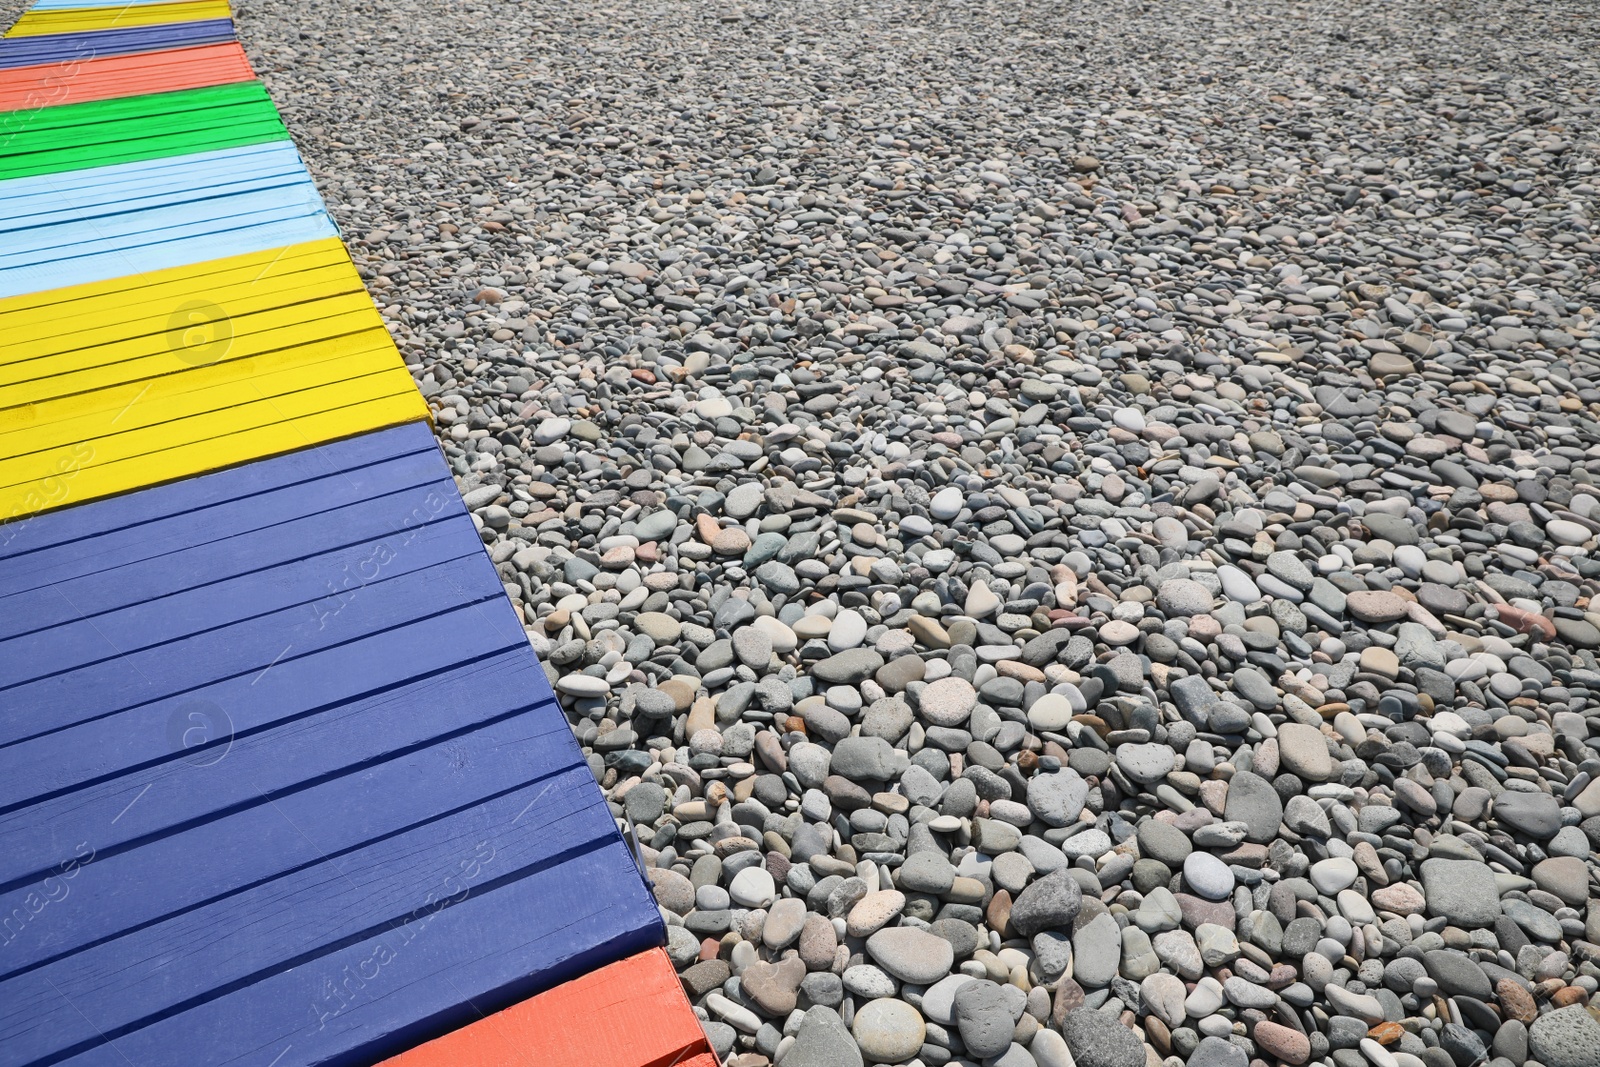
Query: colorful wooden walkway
[{"left": 0, "top": 1, "right": 711, "bottom": 1064}]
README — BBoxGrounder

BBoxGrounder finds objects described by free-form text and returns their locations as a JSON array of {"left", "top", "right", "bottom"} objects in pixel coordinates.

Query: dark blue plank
[
  {"left": 0, "top": 495, "right": 467, "bottom": 655},
  {"left": 50, "top": 843, "right": 661, "bottom": 1067},
  {"left": 0, "top": 768, "right": 615, "bottom": 1064},
  {"left": 0, "top": 20, "right": 235, "bottom": 71},
  {"left": 0, "top": 422, "right": 440, "bottom": 567},
  {"left": 0, "top": 629, "right": 537, "bottom": 852},
  {"left": 0, "top": 705, "right": 585, "bottom": 969},
  {"left": 0, "top": 447, "right": 447, "bottom": 601},
  {"left": 0, "top": 481, "right": 460, "bottom": 642},
  {"left": 0, "top": 421, "right": 662, "bottom": 1067},
  {"left": 0, "top": 554, "right": 523, "bottom": 740}
]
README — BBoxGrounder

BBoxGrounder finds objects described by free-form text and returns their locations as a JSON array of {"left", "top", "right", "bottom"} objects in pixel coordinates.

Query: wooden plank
[
  {"left": 0, "top": 550, "right": 504, "bottom": 732},
  {"left": 0, "top": 451, "right": 443, "bottom": 601},
  {"left": 2, "top": 506, "right": 474, "bottom": 673},
  {"left": 0, "top": 643, "right": 541, "bottom": 869},
  {"left": 0, "top": 337, "right": 406, "bottom": 453},
  {"left": 0, "top": 78, "right": 264, "bottom": 134},
  {"left": 48, "top": 844, "right": 662, "bottom": 1067},
  {"left": 379, "top": 949, "right": 716, "bottom": 1067},
  {"left": 0, "top": 232, "right": 344, "bottom": 322},
  {"left": 0, "top": 83, "right": 285, "bottom": 181},
  {"left": 29, "top": 0, "right": 209, "bottom": 9},
  {"left": 0, "top": 479, "right": 460, "bottom": 639},
  {"left": 0, "top": 387, "right": 429, "bottom": 520},
  {"left": 0, "top": 142, "right": 308, "bottom": 226},
  {"left": 3, "top": 297, "right": 384, "bottom": 402},
  {"left": 0, "top": 174, "right": 337, "bottom": 299},
  {"left": 0, "top": 41, "right": 253, "bottom": 111},
  {"left": 2, "top": 171, "right": 323, "bottom": 257},
  {"left": 0, "top": 768, "right": 616, "bottom": 1064},
  {"left": 0, "top": 229, "right": 429, "bottom": 517},
  {"left": 0, "top": 421, "right": 440, "bottom": 577},
  {"left": 0, "top": 144, "right": 307, "bottom": 222},
  {"left": 0, "top": 707, "right": 588, "bottom": 964},
  {"left": 0, "top": 277, "right": 370, "bottom": 373},
  {"left": 5, "top": 2, "right": 235, "bottom": 37},
  {"left": 0, "top": 20, "right": 235, "bottom": 69}
]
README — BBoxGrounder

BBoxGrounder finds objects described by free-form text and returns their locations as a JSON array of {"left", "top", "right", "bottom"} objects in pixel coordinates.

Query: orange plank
[
  {"left": 0, "top": 42, "right": 252, "bottom": 111},
  {"left": 379, "top": 949, "right": 713, "bottom": 1067}
]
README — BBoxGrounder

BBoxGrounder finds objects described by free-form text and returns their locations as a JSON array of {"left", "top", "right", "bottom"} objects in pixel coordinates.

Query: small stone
[
  {"left": 1061, "top": 1008, "right": 1145, "bottom": 1067},
  {"left": 1156, "top": 579, "right": 1212, "bottom": 616},
  {"left": 1009, "top": 869, "right": 1085, "bottom": 937},
  {"left": 1276, "top": 722, "right": 1332, "bottom": 781},
  {"left": 1346, "top": 590, "right": 1408, "bottom": 623},
  {"left": 1115, "top": 742, "right": 1174, "bottom": 784},
  {"left": 921, "top": 676, "right": 977, "bottom": 726},
  {"left": 787, "top": 1006, "right": 864, "bottom": 1067},
  {"left": 1533, "top": 856, "right": 1590, "bottom": 908},
  {"left": 1309, "top": 857, "right": 1359, "bottom": 894},
  {"left": 1420, "top": 858, "right": 1501, "bottom": 928},
  {"left": 1530, "top": 1005, "right": 1600, "bottom": 1067},
  {"left": 1029, "top": 693, "right": 1076, "bottom": 732},
  {"left": 852, "top": 998, "right": 926, "bottom": 1063},
  {"left": 954, "top": 979, "right": 1019, "bottom": 1059},
  {"left": 1254, "top": 1021, "right": 1311, "bottom": 1065},
  {"left": 743, "top": 956, "right": 807, "bottom": 1015},
  {"left": 1223, "top": 771, "right": 1283, "bottom": 844},
  {"left": 866, "top": 926, "right": 956, "bottom": 984},
  {"left": 1494, "top": 789, "right": 1562, "bottom": 838},
  {"left": 1072, "top": 910, "right": 1122, "bottom": 987},
  {"left": 730, "top": 866, "right": 776, "bottom": 907},
  {"left": 1183, "top": 851, "right": 1235, "bottom": 901}
]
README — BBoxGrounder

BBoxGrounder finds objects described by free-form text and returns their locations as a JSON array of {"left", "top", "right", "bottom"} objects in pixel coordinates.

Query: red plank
[
  {"left": 379, "top": 949, "right": 715, "bottom": 1067},
  {"left": 0, "top": 42, "right": 253, "bottom": 112}
]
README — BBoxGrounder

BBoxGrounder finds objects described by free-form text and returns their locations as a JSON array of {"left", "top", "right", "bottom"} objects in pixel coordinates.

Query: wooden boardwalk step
[
  {"left": 0, "top": 40, "right": 254, "bottom": 111},
  {"left": 0, "top": 20, "right": 235, "bottom": 69},
  {"left": 5, "top": 0, "right": 234, "bottom": 37},
  {"left": 0, "top": 81, "right": 286, "bottom": 181},
  {"left": 0, "top": 422, "right": 663, "bottom": 1067}
]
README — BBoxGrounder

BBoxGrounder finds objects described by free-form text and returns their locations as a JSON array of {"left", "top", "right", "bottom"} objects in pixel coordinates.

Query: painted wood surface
[
  {"left": 5, "top": 1, "right": 234, "bottom": 37},
  {"left": 0, "top": 423, "right": 664, "bottom": 1067},
  {"left": 380, "top": 949, "right": 719, "bottom": 1067},
  {"left": 0, "top": 82, "right": 286, "bottom": 181},
  {"left": 0, "top": 18, "right": 232, "bottom": 68},
  {"left": 0, "top": 203, "right": 434, "bottom": 517},
  {"left": 0, "top": 136, "right": 332, "bottom": 293},
  {"left": 0, "top": 40, "right": 253, "bottom": 110}
]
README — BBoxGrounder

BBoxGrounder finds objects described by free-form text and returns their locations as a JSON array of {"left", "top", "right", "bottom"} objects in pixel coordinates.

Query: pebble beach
[{"left": 229, "top": 1, "right": 1600, "bottom": 1065}]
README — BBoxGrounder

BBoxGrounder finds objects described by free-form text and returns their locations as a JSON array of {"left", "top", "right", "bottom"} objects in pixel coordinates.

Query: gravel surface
[{"left": 226, "top": 0, "right": 1600, "bottom": 1064}]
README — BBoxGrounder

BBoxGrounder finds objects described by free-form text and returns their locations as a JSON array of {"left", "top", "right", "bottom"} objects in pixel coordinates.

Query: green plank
[
  {"left": 0, "top": 83, "right": 289, "bottom": 181},
  {"left": 0, "top": 81, "right": 270, "bottom": 134}
]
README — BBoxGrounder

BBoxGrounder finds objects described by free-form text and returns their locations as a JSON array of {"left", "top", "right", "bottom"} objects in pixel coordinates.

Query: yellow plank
[
  {"left": 0, "top": 295, "right": 380, "bottom": 388},
  {"left": 2, "top": 326, "right": 390, "bottom": 422},
  {"left": 5, "top": 1, "right": 234, "bottom": 36},
  {"left": 0, "top": 274, "right": 371, "bottom": 365},
  {"left": 0, "top": 393, "right": 427, "bottom": 522},
  {"left": 0, "top": 360, "right": 425, "bottom": 486},
  {"left": 0, "top": 233, "right": 433, "bottom": 520},
  {"left": 0, "top": 334, "right": 393, "bottom": 435},
  {"left": 0, "top": 347, "right": 406, "bottom": 460},
  {"left": 0, "top": 239, "right": 349, "bottom": 325}
]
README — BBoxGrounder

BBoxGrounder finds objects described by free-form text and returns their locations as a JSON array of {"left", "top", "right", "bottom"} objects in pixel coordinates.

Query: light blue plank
[
  {"left": 0, "top": 194, "right": 336, "bottom": 299},
  {"left": 0, "top": 141, "right": 304, "bottom": 208},
  {"left": 0, "top": 142, "right": 310, "bottom": 226}
]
